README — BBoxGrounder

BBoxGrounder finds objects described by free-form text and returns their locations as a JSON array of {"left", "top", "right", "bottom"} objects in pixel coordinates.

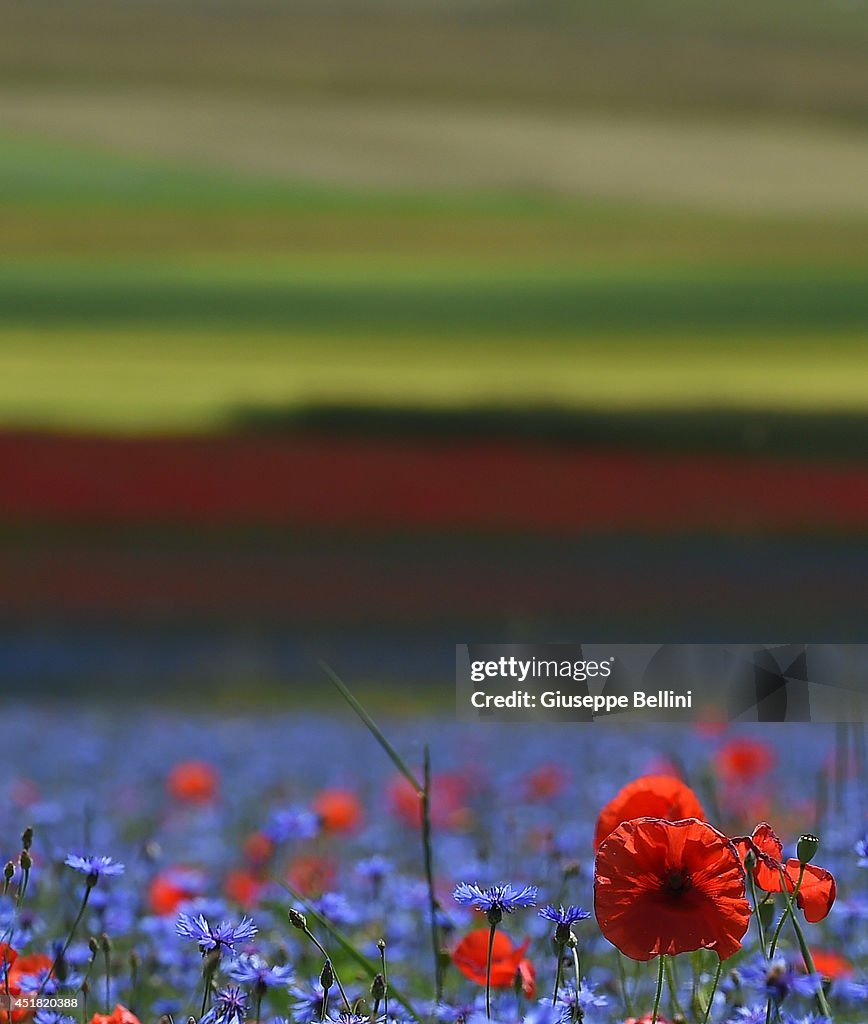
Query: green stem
[
  {"left": 551, "top": 943, "right": 564, "bottom": 1006},
  {"left": 651, "top": 956, "right": 665, "bottom": 1024},
  {"left": 664, "top": 955, "right": 685, "bottom": 1021},
  {"left": 768, "top": 864, "right": 804, "bottom": 959},
  {"left": 702, "top": 958, "right": 723, "bottom": 1024},
  {"left": 421, "top": 746, "right": 442, "bottom": 1002},
  {"left": 39, "top": 883, "right": 92, "bottom": 995},
  {"left": 485, "top": 922, "right": 497, "bottom": 1020},
  {"left": 570, "top": 942, "right": 582, "bottom": 999},
  {"left": 748, "top": 870, "right": 769, "bottom": 958},
  {"left": 616, "top": 951, "right": 633, "bottom": 1018}
]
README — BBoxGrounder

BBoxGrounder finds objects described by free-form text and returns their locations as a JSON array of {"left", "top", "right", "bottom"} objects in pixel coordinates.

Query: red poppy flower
[
  {"left": 224, "top": 868, "right": 264, "bottom": 909},
  {"left": 594, "top": 775, "right": 706, "bottom": 851},
  {"left": 451, "top": 929, "right": 535, "bottom": 997},
  {"left": 624, "top": 1016, "right": 674, "bottom": 1024},
  {"left": 166, "top": 761, "right": 218, "bottom": 804},
  {"left": 1, "top": 954, "right": 53, "bottom": 1023},
  {"left": 808, "top": 949, "right": 853, "bottom": 981},
  {"left": 388, "top": 772, "right": 470, "bottom": 830},
  {"left": 148, "top": 870, "right": 202, "bottom": 916},
  {"left": 286, "top": 854, "right": 336, "bottom": 896},
  {"left": 312, "top": 789, "right": 363, "bottom": 833},
  {"left": 594, "top": 817, "right": 750, "bottom": 962},
  {"left": 521, "top": 764, "right": 570, "bottom": 803},
  {"left": 733, "top": 823, "right": 836, "bottom": 923},
  {"left": 242, "top": 831, "right": 274, "bottom": 867},
  {"left": 90, "top": 1006, "right": 142, "bottom": 1024},
  {"left": 715, "top": 738, "right": 775, "bottom": 783}
]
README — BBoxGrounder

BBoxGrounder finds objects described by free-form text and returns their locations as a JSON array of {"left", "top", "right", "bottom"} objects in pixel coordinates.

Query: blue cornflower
[
  {"left": 226, "top": 954, "right": 294, "bottom": 990},
  {"left": 538, "top": 905, "right": 591, "bottom": 926},
  {"left": 64, "top": 855, "right": 124, "bottom": 884},
  {"left": 176, "top": 912, "right": 257, "bottom": 954},
  {"left": 201, "top": 986, "right": 247, "bottom": 1024},
  {"left": 289, "top": 979, "right": 325, "bottom": 1023},
  {"left": 34, "top": 1014, "right": 77, "bottom": 1024},
  {"left": 739, "top": 956, "right": 821, "bottom": 1004},
  {"left": 855, "top": 834, "right": 868, "bottom": 868},
  {"left": 453, "top": 883, "right": 538, "bottom": 922},
  {"left": 265, "top": 806, "right": 320, "bottom": 844},
  {"left": 549, "top": 979, "right": 608, "bottom": 1024}
]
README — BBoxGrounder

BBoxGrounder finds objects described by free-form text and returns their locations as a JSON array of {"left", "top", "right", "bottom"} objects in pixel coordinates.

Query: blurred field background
[{"left": 1, "top": 0, "right": 868, "bottom": 697}]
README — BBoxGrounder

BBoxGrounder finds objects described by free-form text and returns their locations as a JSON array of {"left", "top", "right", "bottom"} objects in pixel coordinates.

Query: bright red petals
[
  {"left": 594, "top": 775, "right": 706, "bottom": 851},
  {"left": 595, "top": 817, "right": 750, "bottom": 962}
]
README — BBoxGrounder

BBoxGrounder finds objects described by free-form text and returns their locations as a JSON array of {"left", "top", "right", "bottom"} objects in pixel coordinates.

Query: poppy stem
[
  {"left": 650, "top": 955, "right": 665, "bottom": 1024},
  {"left": 702, "top": 958, "right": 723, "bottom": 1024},
  {"left": 747, "top": 870, "right": 769, "bottom": 958},
  {"left": 616, "top": 952, "right": 633, "bottom": 1018},
  {"left": 664, "top": 955, "right": 685, "bottom": 1021},
  {"left": 485, "top": 921, "right": 497, "bottom": 1020},
  {"left": 768, "top": 864, "right": 805, "bottom": 958}
]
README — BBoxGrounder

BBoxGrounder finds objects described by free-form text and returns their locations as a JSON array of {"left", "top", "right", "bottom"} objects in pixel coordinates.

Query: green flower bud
[
  {"left": 320, "top": 960, "right": 334, "bottom": 992},
  {"left": 288, "top": 908, "right": 307, "bottom": 931},
  {"left": 797, "top": 833, "right": 820, "bottom": 865}
]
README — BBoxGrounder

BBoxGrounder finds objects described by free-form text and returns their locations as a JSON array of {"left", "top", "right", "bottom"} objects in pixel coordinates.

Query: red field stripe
[{"left": 2, "top": 432, "right": 867, "bottom": 533}]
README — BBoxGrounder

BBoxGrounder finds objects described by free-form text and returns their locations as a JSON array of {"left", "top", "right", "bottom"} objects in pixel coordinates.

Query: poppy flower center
[{"left": 665, "top": 870, "right": 691, "bottom": 894}]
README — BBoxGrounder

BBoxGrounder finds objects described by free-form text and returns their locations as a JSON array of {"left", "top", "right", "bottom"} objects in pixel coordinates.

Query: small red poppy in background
[
  {"left": 715, "top": 738, "right": 775, "bottom": 784},
  {"left": 224, "top": 868, "right": 264, "bottom": 908},
  {"left": 388, "top": 773, "right": 470, "bottom": 830},
  {"left": 594, "top": 775, "right": 706, "bottom": 851},
  {"left": 451, "top": 929, "right": 535, "bottom": 997},
  {"left": 808, "top": 949, "right": 853, "bottom": 981},
  {"left": 1, "top": 952, "right": 53, "bottom": 1023},
  {"left": 595, "top": 817, "right": 750, "bottom": 962},
  {"left": 733, "top": 822, "right": 836, "bottom": 923},
  {"left": 148, "top": 869, "right": 203, "bottom": 916},
  {"left": 521, "top": 763, "right": 570, "bottom": 803},
  {"left": 242, "top": 831, "right": 274, "bottom": 867},
  {"left": 90, "top": 1006, "right": 142, "bottom": 1024},
  {"left": 286, "top": 854, "right": 336, "bottom": 897},
  {"left": 312, "top": 788, "right": 363, "bottom": 833},
  {"left": 166, "top": 761, "right": 218, "bottom": 804},
  {"left": 623, "top": 1015, "right": 674, "bottom": 1024}
]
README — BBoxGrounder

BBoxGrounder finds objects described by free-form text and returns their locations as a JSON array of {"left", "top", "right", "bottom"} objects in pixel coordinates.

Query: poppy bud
[
  {"left": 100, "top": 933, "right": 112, "bottom": 954},
  {"left": 371, "top": 973, "right": 386, "bottom": 1002},
  {"left": 21, "top": 828, "right": 33, "bottom": 851},
  {"left": 377, "top": 939, "right": 386, "bottom": 953},
  {"left": 288, "top": 908, "right": 307, "bottom": 931},
  {"left": 797, "top": 834, "right": 819, "bottom": 865},
  {"left": 3, "top": 862, "right": 14, "bottom": 883},
  {"left": 19, "top": 851, "right": 31, "bottom": 872},
  {"left": 320, "top": 959, "right": 334, "bottom": 992},
  {"left": 89, "top": 937, "right": 99, "bottom": 956},
  {"left": 743, "top": 849, "right": 756, "bottom": 873}
]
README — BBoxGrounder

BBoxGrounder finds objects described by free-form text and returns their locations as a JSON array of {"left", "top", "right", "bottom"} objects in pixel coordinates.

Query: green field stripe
[
  {"left": 1, "top": 327, "right": 867, "bottom": 433},
  {"left": 0, "top": 271, "right": 865, "bottom": 333}
]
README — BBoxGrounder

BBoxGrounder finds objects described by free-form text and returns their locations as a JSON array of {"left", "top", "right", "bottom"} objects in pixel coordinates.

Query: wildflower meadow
[{"left": 0, "top": 684, "right": 865, "bottom": 1024}]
